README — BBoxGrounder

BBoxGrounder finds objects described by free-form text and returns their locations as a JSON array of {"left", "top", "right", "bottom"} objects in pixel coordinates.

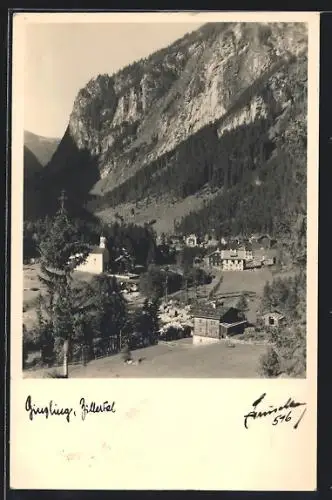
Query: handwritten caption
[
  {"left": 25, "top": 395, "right": 116, "bottom": 423},
  {"left": 243, "top": 393, "right": 307, "bottom": 429}
]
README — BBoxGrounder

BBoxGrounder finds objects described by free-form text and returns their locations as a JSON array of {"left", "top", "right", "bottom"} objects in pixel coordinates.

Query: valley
[{"left": 22, "top": 21, "right": 308, "bottom": 379}]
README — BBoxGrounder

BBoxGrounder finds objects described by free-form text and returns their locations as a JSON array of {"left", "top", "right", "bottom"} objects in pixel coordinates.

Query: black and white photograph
[
  {"left": 21, "top": 16, "right": 310, "bottom": 380},
  {"left": 10, "top": 11, "right": 319, "bottom": 492}
]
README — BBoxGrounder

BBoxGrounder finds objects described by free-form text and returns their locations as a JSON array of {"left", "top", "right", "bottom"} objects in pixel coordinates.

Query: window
[{"left": 269, "top": 317, "right": 275, "bottom": 326}]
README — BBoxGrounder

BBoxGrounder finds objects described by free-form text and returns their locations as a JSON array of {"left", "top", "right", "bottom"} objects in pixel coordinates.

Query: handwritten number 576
[
  {"left": 272, "top": 411, "right": 292, "bottom": 425},
  {"left": 272, "top": 407, "right": 307, "bottom": 428}
]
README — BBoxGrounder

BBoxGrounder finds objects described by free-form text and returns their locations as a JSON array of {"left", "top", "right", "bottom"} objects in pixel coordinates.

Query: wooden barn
[{"left": 192, "top": 304, "right": 248, "bottom": 344}]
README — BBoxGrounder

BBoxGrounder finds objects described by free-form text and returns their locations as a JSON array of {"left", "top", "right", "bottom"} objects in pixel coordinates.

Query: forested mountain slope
[{"left": 26, "top": 21, "right": 307, "bottom": 259}]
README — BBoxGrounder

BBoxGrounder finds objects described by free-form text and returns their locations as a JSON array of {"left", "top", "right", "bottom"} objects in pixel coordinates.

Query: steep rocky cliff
[{"left": 31, "top": 21, "right": 307, "bottom": 238}]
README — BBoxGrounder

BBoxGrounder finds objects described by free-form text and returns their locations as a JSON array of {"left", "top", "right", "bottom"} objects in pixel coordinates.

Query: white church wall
[{"left": 75, "top": 253, "right": 104, "bottom": 274}]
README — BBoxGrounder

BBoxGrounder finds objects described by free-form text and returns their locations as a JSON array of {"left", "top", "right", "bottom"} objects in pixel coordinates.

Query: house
[
  {"left": 245, "top": 259, "right": 262, "bottom": 270},
  {"left": 262, "top": 257, "right": 275, "bottom": 266},
  {"left": 262, "top": 311, "right": 285, "bottom": 328},
  {"left": 207, "top": 245, "right": 253, "bottom": 271},
  {"left": 169, "top": 235, "right": 184, "bottom": 250},
  {"left": 186, "top": 234, "right": 198, "bottom": 247},
  {"left": 249, "top": 233, "right": 261, "bottom": 243},
  {"left": 250, "top": 234, "right": 277, "bottom": 250},
  {"left": 74, "top": 236, "right": 110, "bottom": 274},
  {"left": 205, "top": 237, "right": 219, "bottom": 248},
  {"left": 192, "top": 304, "right": 248, "bottom": 344}
]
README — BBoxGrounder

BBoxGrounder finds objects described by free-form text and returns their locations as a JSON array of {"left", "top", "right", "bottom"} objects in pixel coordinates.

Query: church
[{"left": 74, "top": 236, "right": 110, "bottom": 274}]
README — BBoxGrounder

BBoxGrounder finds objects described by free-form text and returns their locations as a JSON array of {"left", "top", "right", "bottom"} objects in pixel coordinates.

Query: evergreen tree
[
  {"left": 36, "top": 191, "right": 90, "bottom": 373},
  {"left": 89, "top": 274, "right": 128, "bottom": 349},
  {"left": 236, "top": 293, "right": 249, "bottom": 316},
  {"left": 133, "top": 297, "right": 160, "bottom": 345},
  {"left": 261, "top": 281, "right": 272, "bottom": 313}
]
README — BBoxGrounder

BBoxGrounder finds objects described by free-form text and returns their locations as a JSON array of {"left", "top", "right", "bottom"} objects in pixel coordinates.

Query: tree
[
  {"left": 236, "top": 293, "right": 249, "bottom": 316},
  {"left": 260, "top": 347, "right": 281, "bottom": 377},
  {"left": 260, "top": 281, "right": 272, "bottom": 313},
  {"left": 146, "top": 296, "right": 160, "bottom": 344},
  {"left": 36, "top": 192, "right": 90, "bottom": 374},
  {"left": 88, "top": 274, "right": 128, "bottom": 350},
  {"left": 34, "top": 293, "right": 55, "bottom": 366},
  {"left": 132, "top": 297, "right": 160, "bottom": 346},
  {"left": 146, "top": 242, "right": 157, "bottom": 266},
  {"left": 177, "top": 247, "right": 202, "bottom": 274},
  {"left": 139, "top": 266, "right": 165, "bottom": 300}
]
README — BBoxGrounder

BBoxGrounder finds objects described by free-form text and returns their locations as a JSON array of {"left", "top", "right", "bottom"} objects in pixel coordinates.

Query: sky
[{"left": 24, "top": 22, "right": 203, "bottom": 139}]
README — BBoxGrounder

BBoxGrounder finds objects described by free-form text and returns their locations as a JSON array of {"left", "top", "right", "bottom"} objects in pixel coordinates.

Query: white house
[
  {"left": 186, "top": 234, "right": 198, "bottom": 247},
  {"left": 74, "top": 236, "right": 110, "bottom": 274}
]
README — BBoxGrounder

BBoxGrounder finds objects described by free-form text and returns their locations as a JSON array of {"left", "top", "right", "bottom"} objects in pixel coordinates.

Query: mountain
[
  {"left": 24, "top": 146, "right": 44, "bottom": 220},
  {"left": 24, "top": 146, "right": 43, "bottom": 178},
  {"left": 27, "top": 22, "right": 308, "bottom": 254},
  {"left": 24, "top": 130, "right": 60, "bottom": 167}
]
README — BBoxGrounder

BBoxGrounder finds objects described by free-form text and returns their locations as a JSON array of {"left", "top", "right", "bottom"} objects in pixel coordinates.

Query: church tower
[{"left": 99, "top": 235, "right": 107, "bottom": 249}]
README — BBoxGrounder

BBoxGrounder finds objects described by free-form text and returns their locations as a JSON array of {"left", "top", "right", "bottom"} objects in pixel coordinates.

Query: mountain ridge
[
  {"left": 26, "top": 21, "right": 307, "bottom": 252},
  {"left": 24, "top": 130, "right": 60, "bottom": 166}
]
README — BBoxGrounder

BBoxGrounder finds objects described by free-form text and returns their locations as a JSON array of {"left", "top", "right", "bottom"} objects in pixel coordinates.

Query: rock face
[{"left": 36, "top": 22, "right": 307, "bottom": 218}]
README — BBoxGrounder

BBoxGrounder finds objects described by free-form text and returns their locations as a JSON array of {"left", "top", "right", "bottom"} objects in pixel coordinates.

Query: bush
[
  {"left": 23, "top": 323, "right": 55, "bottom": 367},
  {"left": 259, "top": 347, "right": 281, "bottom": 377},
  {"left": 122, "top": 345, "right": 132, "bottom": 362},
  {"left": 243, "top": 327, "right": 266, "bottom": 342},
  {"left": 37, "top": 324, "right": 55, "bottom": 366},
  {"left": 92, "top": 337, "right": 105, "bottom": 358}
]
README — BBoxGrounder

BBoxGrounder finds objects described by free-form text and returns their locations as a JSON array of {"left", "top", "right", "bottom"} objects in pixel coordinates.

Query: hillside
[
  {"left": 26, "top": 22, "right": 307, "bottom": 253},
  {"left": 24, "top": 146, "right": 43, "bottom": 178}
]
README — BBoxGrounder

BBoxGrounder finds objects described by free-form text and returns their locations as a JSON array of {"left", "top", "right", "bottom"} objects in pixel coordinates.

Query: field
[
  {"left": 23, "top": 264, "right": 94, "bottom": 330},
  {"left": 24, "top": 337, "right": 268, "bottom": 379},
  {"left": 172, "top": 267, "right": 275, "bottom": 324}
]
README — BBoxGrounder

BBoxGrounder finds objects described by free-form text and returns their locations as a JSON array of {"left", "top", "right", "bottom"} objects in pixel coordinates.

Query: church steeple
[{"left": 99, "top": 235, "right": 106, "bottom": 249}]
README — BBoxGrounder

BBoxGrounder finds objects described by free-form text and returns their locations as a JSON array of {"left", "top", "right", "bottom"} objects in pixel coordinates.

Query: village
[{"left": 23, "top": 220, "right": 287, "bottom": 378}]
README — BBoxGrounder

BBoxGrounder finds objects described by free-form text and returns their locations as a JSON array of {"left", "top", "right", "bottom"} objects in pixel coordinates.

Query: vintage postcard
[{"left": 10, "top": 11, "right": 318, "bottom": 490}]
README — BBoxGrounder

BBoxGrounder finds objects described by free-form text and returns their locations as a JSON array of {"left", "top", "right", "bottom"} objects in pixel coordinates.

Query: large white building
[
  {"left": 74, "top": 236, "right": 110, "bottom": 274},
  {"left": 207, "top": 247, "right": 253, "bottom": 271}
]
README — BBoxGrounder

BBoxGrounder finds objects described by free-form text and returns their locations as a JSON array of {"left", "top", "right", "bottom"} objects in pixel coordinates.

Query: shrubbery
[
  {"left": 259, "top": 347, "right": 281, "bottom": 377},
  {"left": 259, "top": 271, "right": 306, "bottom": 378}
]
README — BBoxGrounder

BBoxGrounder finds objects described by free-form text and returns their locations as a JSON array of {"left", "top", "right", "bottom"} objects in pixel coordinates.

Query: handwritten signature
[
  {"left": 25, "top": 395, "right": 116, "bottom": 423},
  {"left": 243, "top": 393, "right": 307, "bottom": 429}
]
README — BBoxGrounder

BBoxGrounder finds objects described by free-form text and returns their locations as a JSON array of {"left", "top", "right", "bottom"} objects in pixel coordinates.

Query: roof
[
  {"left": 220, "top": 320, "right": 248, "bottom": 328},
  {"left": 262, "top": 311, "right": 285, "bottom": 320},
  {"left": 245, "top": 260, "right": 262, "bottom": 268},
  {"left": 258, "top": 234, "right": 272, "bottom": 241},
  {"left": 192, "top": 305, "right": 229, "bottom": 320}
]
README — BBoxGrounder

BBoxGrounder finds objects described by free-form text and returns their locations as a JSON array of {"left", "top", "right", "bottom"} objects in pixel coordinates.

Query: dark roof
[
  {"left": 90, "top": 246, "right": 109, "bottom": 254},
  {"left": 192, "top": 305, "right": 229, "bottom": 320}
]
